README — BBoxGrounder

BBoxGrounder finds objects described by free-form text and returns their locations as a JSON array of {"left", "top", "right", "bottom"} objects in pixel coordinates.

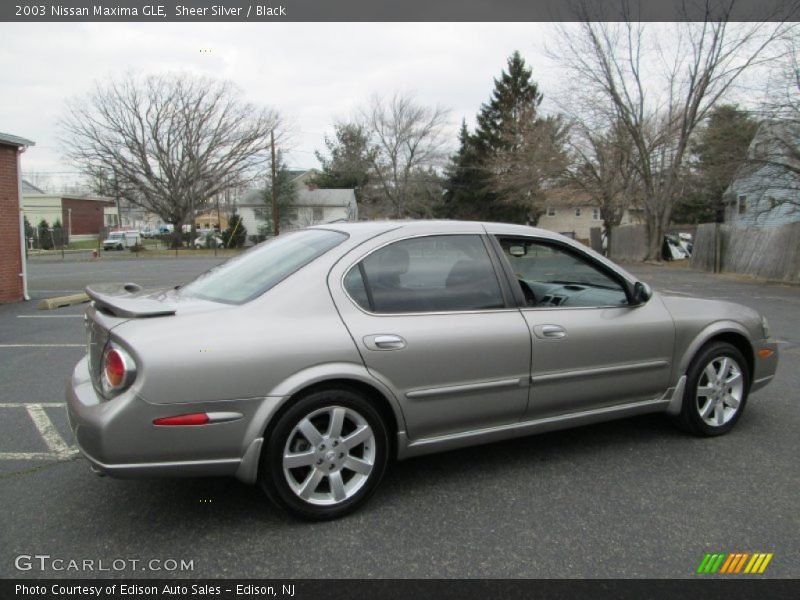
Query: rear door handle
[
  {"left": 364, "top": 334, "right": 407, "bottom": 351},
  {"left": 533, "top": 324, "right": 567, "bottom": 339}
]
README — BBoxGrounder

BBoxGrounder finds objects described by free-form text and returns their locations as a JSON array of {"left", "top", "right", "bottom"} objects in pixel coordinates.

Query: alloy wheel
[
  {"left": 695, "top": 355, "right": 744, "bottom": 427},
  {"left": 282, "top": 406, "right": 376, "bottom": 506}
]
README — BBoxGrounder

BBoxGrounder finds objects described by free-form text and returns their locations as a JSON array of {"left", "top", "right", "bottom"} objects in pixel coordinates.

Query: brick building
[
  {"left": 0, "top": 132, "right": 34, "bottom": 303},
  {"left": 22, "top": 186, "right": 115, "bottom": 241}
]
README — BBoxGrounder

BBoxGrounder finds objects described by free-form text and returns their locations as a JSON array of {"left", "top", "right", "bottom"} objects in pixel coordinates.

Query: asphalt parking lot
[{"left": 1, "top": 254, "right": 798, "bottom": 579}]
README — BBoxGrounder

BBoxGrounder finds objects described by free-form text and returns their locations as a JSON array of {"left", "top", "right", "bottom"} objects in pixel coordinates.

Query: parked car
[
  {"left": 193, "top": 233, "right": 224, "bottom": 249},
  {"left": 68, "top": 221, "right": 778, "bottom": 519},
  {"left": 663, "top": 234, "right": 689, "bottom": 260},
  {"left": 102, "top": 231, "right": 141, "bottom": 251}
]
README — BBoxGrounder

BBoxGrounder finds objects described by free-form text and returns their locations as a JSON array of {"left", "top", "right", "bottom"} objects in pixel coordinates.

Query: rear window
[{"left": 182, "top": 229, "right": 347, "bottom": 304}]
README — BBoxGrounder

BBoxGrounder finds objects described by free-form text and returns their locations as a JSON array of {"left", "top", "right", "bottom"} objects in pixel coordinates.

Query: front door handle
[
  {"left": 533, "top": 324, "right": 567, "bottom": 339},
  {"left": 364, "top": 334, "right": 407, "bottom": 351}
]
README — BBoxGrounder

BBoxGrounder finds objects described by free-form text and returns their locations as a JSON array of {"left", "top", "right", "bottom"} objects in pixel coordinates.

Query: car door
[
  {"left": 490, "top": 233, "right": 674, "bottom": 420},
  {"left": 328, "top": 230, "right": 532, "bottom": 440}
]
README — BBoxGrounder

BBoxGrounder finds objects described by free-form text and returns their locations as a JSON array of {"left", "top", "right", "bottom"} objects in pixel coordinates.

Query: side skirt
[{"left": 396, "top": 396, "right": 672, "bottom": 460}]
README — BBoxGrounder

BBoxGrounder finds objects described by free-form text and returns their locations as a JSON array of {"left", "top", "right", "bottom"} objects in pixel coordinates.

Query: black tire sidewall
[
  {"left": 681, "top": 342, "right": 750, "bottom": 436},
  {"left": 260, "top": 389, "right": 389, "bottom": 520}
]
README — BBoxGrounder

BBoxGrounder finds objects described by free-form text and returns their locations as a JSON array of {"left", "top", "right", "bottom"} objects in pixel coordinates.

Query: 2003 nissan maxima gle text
[{"left": 67, "top": 220, "right": 779, "bottom": 519}]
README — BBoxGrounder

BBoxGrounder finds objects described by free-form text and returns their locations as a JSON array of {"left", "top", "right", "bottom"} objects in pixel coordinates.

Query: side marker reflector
[
  {"left": 153, "top": 413, "right": 209, "bottom": 426},
  {"left": 758, "top": 348, "right": 774, "bottom": 359}
]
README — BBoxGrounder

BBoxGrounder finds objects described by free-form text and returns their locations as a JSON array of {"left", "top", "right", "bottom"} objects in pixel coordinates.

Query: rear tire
[
  {"left": 259, "top": 388, "right": 389, "bottom": 520},
  {"left": 677, "top": 342, "right": 750, "bottom": 436}
]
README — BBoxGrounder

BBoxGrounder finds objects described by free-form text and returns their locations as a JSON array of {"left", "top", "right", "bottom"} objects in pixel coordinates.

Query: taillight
[{"left": 101, "top": 345, "right": 136, "bottom": 396}]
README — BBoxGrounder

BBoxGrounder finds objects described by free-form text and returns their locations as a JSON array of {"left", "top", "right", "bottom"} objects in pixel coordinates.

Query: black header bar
[{"left": 3, "top": 0, "right": 799, "bottom": 22}]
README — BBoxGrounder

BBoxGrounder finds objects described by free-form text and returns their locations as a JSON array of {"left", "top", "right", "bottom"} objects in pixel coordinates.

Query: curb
[{"left": 37, "top": 293, "right": 90, "bottom": 311}]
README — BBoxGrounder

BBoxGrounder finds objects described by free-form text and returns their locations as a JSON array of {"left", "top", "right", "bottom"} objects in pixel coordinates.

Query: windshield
[{"left": 181, "top": 229, "right": 347, "bottom": 304}]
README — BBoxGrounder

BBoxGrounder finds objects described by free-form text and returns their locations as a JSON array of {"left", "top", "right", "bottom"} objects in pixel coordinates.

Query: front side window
[
  {"left": 496, "top": 237, "right": 628, "bottom": 308},
  {"left": 183, "top": 229, "right": 347, "bottom": 304},
  {"left": 344, "top": 235, "right": 505, "bottom": 313}
]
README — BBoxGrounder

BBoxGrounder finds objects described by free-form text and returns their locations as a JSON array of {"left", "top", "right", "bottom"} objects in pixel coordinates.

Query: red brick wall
[
  {"left": 0, "top": 144, "right": 23, "bottom": 303},
  {"left": 61, "top": 198, "right": 114, "bottom": 235}
]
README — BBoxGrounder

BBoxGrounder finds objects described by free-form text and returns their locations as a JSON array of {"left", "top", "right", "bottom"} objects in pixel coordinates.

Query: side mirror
[
  {"left": 508, "top": 245, "right": 527, "bottom": 257},
  {"left": 632, "top": 281, "right": 652, "bottom": 305}
]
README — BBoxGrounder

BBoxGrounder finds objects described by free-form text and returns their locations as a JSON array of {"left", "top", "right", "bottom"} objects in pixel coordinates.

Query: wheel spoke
[
  {"left": 328, "top": 407, "right": 346, "bottom": 439},
  {"left": 284, "top": 450, "right": 316, "bottom": 469},
  {"left": 699, "top": 399, "right": 715, "bottom": 419},
  {"left": 704, "top": 364, "right": 717, "bottom": 383},
  {"left": 342, "top": 424, "right": 372, "bottom": 450},
  {"left": 718, "top": 357, "right": 730, "bottom": 380},
  {"left": 343, "top": 456, "right": 372, "bottom": 475},
  {"left": 725, "top": 371, "right": 742, "bottom": 386},
  {"left": 329, "top": 472, "right": 346, "bottom": 502},
  {"left": 696, "top": 385, "right": 714, "bottom": 398},
  {"left": 298, "top": 418, "right": 324, "bottom": 447},
  {"left": 723, "top": 393, "right": 740, "bottom": 410},
  {"left": 298, "top": 469, "right": 324, "bottom": 499},
  {"left": 714, "top": 404, "right": 725, "bottom": 426}
]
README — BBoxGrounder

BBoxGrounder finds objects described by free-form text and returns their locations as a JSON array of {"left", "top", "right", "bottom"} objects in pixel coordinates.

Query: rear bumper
[{"left": 66, "top": 356, "right": 273, "bottom": 482}]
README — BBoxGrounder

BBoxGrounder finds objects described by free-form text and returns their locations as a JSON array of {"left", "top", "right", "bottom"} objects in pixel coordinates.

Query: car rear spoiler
[{"left": 85, "top": 284, "right": 177, "bottom": 318}]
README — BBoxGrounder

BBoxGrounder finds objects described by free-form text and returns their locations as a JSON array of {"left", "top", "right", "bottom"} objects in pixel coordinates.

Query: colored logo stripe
[{"left": 697, "top": 553, "right": 773, "bottom": 574}]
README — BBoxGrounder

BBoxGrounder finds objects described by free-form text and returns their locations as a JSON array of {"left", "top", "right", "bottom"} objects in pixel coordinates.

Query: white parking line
[
  {"left": 0, "top": 344, "right": 84, "bottom": 348},
  {"left": 17, "top": 315, "right": 84, "bottom": 318},
  {"left": 0, "top": 403, "right": 79, "bottom": 461},
  {"left": 26, "top": 405, "right": 75, "bottom": 458}
]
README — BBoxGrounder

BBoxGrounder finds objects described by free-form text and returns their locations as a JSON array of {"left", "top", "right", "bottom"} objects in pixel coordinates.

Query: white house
[
  {"left": 237, "top": 171, "right": 357, "bottom": 243},
  {"left": 724, "top": 120, "right": 799, "bottom": 227}
]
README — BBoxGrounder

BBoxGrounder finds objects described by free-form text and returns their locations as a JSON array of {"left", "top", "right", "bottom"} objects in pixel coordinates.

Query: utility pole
[{"left": 271, "top": 130, "right": 279, "bottom": 237}]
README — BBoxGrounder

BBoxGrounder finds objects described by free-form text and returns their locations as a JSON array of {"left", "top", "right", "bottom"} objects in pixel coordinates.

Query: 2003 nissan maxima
[{"left": 67, "top": 220, "right": 779, "bottom": 519}]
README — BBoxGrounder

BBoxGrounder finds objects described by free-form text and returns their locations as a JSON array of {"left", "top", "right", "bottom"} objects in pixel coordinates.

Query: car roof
[{"left": 313, "top": 219, "right": 565, "bottom": 243}]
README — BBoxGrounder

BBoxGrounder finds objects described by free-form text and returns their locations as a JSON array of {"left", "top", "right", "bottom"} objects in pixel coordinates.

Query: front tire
[
  {"left": 677, "top": 342, "right": 750, "bottom": 436},
  {"left": 259, "top": 388, "right": 389, "bottom": 520}
]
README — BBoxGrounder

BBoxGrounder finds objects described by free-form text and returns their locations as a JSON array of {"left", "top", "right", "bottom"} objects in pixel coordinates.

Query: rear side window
[
  {"left": 183, "top": 229, "right": 347, "bottom": 304},
  {"left": 344, "top": 235, "right": 505, "bottom": 313}
]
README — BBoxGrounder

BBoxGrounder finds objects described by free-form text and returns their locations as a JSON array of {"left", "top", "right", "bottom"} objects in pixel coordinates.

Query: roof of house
[
  {"left": 238, "top": 186, "right": 356, "bottom": 208},
  {"left": 21, "top": 180, "right": 46, "bottom": 195},
  {"left": 545, "top": 186, "right": 595, "bottom": 208},
  {"left": 0, "top": 132, "right": 35, "bottom": 148},
  {"left": 296, "top": 188, "right": 356, "bottom": 207}
]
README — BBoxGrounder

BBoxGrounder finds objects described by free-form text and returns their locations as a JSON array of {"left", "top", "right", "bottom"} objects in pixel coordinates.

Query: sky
[
  {"left": 0, "top": 22, "right": 562, "bottom": 189},
  {"left": 0, "top": 21, "right": 780, "bottom": 191}
]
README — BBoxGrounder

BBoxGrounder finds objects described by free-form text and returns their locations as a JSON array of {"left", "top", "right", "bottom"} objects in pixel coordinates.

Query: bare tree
[
  {"left": 566, "top": 119, "right": 640, "bottom": 248},
  {"left": 60, "top": 72, "right": 281, "bottom": 246},
  {"left": 360, "top": 93, "right": 450, "bottom": 218},
  {"left": 553, "top": 2, "right": 794, "bottom": 259},
  {"left": 487, "top": 109, "right": 571, "bottom": 224}
]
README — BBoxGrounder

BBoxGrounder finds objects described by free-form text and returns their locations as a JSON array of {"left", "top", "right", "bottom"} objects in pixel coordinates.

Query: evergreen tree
[
  {"left": 440, "top": 120, "right": 489, "bottom": 219},
  {"left": 444, "top": 51, "right": 565, "bottom": 223},
  {"left": 673, "top": 104, "right": 759, "bottom": 223},
  {"left": 255, "top": 150, "right": 298, "bottom": 235},
  {"left": 312, "top": 123, "right": 373, "bottom": 198},
  {"left": 222, "top": 212, "right": 247, "bottom": 248}
]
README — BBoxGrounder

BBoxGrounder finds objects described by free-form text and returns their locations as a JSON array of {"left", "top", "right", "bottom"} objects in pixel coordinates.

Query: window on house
[
  {"left": 592, "top": 208, "right": 601, "bottom": 220},
  {"left": 546, "top": 207, "right": 556, "bottom": 217},
  {"left": 738, "top": 196, "right": 747, "bottom": 215},
  {"left": 312, "top": 207, "right": 324, "bottom": 222},
  {"left": 575, "top": 208, "right": 582, "bottom": 217}
]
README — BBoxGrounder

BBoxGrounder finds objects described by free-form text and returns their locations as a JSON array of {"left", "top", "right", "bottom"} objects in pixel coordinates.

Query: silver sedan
[{"left": 67, "top": 220, "right": 779, "bottom": 519}]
